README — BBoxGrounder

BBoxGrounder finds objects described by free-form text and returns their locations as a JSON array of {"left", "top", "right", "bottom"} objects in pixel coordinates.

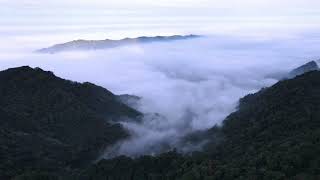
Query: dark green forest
[
  {"left": 1, "top": 66, "right": 320, "bottom": 180},
  {"left": 0, "top": 66, "right": 141, "bottom": 179}
]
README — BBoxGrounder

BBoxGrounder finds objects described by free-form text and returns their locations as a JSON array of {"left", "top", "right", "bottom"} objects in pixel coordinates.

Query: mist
[{"left": 1, "top": 32, "right": 320, "bottom": 157}]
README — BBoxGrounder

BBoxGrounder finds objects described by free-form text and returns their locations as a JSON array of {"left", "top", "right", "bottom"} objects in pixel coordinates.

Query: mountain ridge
[
  {"left": 2, "top": 65, "right": 320, "bottom": 179},
  {"left": 0, "top": 66, "right": 142, "bottom": 179},
  {"left": 37, "top": 34, "right": 201, "bottom": 53},
  {"left": 288, "top": 60, "right": 319, "bottom": 78},
  {"left": 75, "top": 70, "right": 320, "bottom": 180}
]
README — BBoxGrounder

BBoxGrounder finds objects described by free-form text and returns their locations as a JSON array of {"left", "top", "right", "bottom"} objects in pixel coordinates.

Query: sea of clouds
[{"left": 1, "top": 32, "right": 320, "bottom": 157}]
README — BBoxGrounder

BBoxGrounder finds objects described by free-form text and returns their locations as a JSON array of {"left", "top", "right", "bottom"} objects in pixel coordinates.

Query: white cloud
[{"left": 1, "top": 33, "right": 320, "bottom": 156}]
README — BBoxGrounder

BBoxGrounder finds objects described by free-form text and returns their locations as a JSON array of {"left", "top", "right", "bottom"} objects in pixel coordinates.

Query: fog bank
[{"left": 1, "top": 33, "right": 320, "bottom": 156}]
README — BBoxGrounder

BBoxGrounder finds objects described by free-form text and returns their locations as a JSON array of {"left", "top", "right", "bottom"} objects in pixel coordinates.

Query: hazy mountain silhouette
[{"left": 37, "top": 35, "right": 201, "bottom": 53}]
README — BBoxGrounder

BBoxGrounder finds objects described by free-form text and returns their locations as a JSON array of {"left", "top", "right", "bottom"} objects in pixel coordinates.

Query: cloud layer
[{"left": 1, "top": 32, "right": 320, "bottom": 156}]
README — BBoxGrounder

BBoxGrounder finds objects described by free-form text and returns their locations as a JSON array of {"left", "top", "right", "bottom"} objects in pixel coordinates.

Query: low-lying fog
[{"left": 1, "top": 32, "right": 320, "bottom": 157}]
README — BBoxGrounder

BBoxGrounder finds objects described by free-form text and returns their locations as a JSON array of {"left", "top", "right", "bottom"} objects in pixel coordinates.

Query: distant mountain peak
[
  {"left": 37, "top": 34, "right": 202, "bottom": 54},
  {"left": 266, "top": 60, "right": 320, "bottom": 80},
  {"left": 288, "top": 60, "right": 319, "bottom": 79}
]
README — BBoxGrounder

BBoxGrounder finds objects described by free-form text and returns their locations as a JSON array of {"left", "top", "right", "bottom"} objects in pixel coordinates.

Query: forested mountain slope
[
  {"left": 77, "top": 71, "right": 320, "bottom": 180},
  {"left": 0, "top": 66, "right": 141, "bottom": 179}
]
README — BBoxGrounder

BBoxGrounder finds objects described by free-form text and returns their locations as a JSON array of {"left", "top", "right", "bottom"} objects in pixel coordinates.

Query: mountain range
[
  {"left": 37, "top": 35, "right": 201, "bottom": 53},
  {"left": 1, "top": 60, "right": 320, "bottom": 180}
]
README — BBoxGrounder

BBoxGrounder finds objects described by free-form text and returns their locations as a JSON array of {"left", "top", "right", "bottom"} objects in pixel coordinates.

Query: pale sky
[
  {"left": 1, "top": 0, "right": 320, "bottom": 47},
  {"left": 2, "top": 0, "right": 320, "bottom": 22}
]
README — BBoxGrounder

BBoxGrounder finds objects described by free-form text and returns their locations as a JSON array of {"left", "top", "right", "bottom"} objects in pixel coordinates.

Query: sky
[{"left": 1, "top": 0, "right": 320, "bottom": 42}]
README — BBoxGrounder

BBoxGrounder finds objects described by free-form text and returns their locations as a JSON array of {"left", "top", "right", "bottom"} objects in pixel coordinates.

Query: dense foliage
[
  {"left": 204, "top": 70, "right": 320, "bottom": 179},
  {"left": 0, "top": 66, "right": 141, "bottom": 179}
]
